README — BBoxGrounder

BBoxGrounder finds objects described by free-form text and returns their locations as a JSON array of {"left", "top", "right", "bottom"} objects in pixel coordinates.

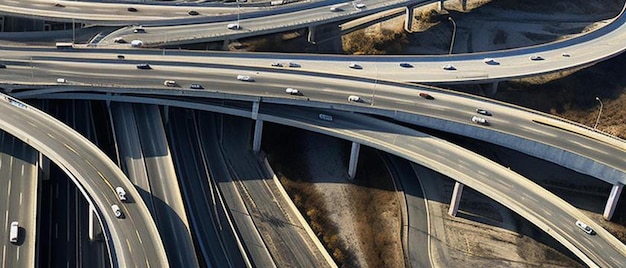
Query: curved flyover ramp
[{"left": 0, "top": 94, "right": 169, "bottom": 267}]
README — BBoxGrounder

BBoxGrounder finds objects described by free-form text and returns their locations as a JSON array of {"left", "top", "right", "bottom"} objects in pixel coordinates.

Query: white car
[
  {"left": 56, "top": 78, "right": 67, "bottom": 83},
  {"left": 355, "top": 3, "right": 366, "bottom": 9},
  {"left": 529, "top": 55, "right": 544, "bottom": 61},
  {"left": 347, "top": 95, "right": 361, "bottom": 102},
  {"left": 575, "top": 220, "right": 594, "bottom": 235},
  {"left": 442, "top": 64, "right": 456, "bottom": 71},
  {"left": 236, "top": 75, "right": 254, "bottom": 82},
  {"left": 227, "top": 23, "right": 241, "bottom": 30},
  {"left": 115, "top": 187, "right": 127, "bottom": 201},
  {"left": 318, "top": 113, "right": 333, "bottom": 121},
  {"left": 285, "top": 88, "right": 299, "bottom": 95},
  {"left": 130, "top": 40, "right": 143, "bottom": 47},
  {"left": 348, "top": 63, "right": 362, "bottom": 69},
  {"left": 111, "top": 204, "right": 123, "bottom": 218},
  {"left": 163, "top": 80, "right": 177, "bottom": 87},
  {"left": 471, "top": 116, "right": 489, "bottom": 126}
]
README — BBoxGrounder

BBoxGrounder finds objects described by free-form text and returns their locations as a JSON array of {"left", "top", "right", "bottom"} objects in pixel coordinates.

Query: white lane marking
[
  {"left": 2, "top": 245, "right": 6, "bottom": 268},
  {"left": 20, "top": 165, "right": 24, "bottom": 176},
  {"left": 4, "top": 210, "right": 7, "bottom": 227},
  {"left": 16, "top": 247, "right": 19, "bottom": 261},
  {"left": 19, "top": 193, "right": 22, "bottom": 206}
]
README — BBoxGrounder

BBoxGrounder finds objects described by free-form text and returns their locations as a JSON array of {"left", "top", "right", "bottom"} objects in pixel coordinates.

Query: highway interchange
[{"left": 0, "top": 0, "right": 626, "bottom": 267}]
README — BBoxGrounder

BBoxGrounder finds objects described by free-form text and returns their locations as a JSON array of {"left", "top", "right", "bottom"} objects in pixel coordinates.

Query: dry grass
[{"left": 342, "top": 27, "right": 409, "bottom": 55}]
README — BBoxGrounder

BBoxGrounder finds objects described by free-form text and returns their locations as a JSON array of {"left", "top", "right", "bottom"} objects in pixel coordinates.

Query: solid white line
[
  {"left": 2, "top": 245, "right": 6, "bottom": 268},
  {"left": 19, "top": 193, "right": 22, "bottom": 206},
  {"left": 16, "top": 247, "right": 19, "bottom": 261}
]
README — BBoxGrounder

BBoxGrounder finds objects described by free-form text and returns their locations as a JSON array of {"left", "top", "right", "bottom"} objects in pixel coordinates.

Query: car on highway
[
  {"left": 111, "top": 204, "right": 123, "bottom": 218},
  {"left": 419, "top": 92, "right": 434, "bottom": 100},
  {"left": 127, "top": 7, "right": 138, "bottom": 12},
  {"left": 114, "top": 37, "right": 127, "bottom": 43},
  {"left": 115, "top": 187, "right": 127, "bottom": 201},
  {"left": 227, "top": 23, "right": 241, "bottom": 30},
  {"left": 54, "top": 3, "right": 65, "bottom": 8},
  {"left": 348, "top": 63, "right": 362, "bottom": 69},
  {"left": 190, "top": 84, "right": 204, "bottom": 89},
  {"left": 575, "top": 220, "right": 594, "bottom": 235},
  {"left": 0, "top": 63, "right": 6, "bottom": 68},
  {"left": 347, "top": 95, "right": 361, "bottom": 102},
  {"left": 399, "top": 62, "right": 413, "bottom": 68},
  {"left": 236, "top": 75, "right": 254, "bottom": 82},
  {"left": 271, "top": 62, "right": 283, "bottom": 67},
  {"left": 529, "top": 55, "right": 544, "bottom": 61},
  {"left": 476, "top": 108, "right": 492, "bottom": 116},
  {"left": 133, "top": 28, "right": 146, "bottom": 34},
  {"left": 131, "top": 40, "right": 143, "bottom": 47},
  {"left": 471, "top": 116, "right": 489, "bottom": 126},
  {"left": 9, "top": 221, "right": 18, "bottom": 243},
  {"left": 188, "top": 10, "right": 199, "bottom": 16},
  {"left": 56, "top": 78, "right": 67, "bottom": 83},
  {"left": 355, "top": 3, "right": 366, "bottom": 9},
  {"left": 164, "top": 80, "right": 177, "bottom": 87},
  {"left": 330, "top": 5, "right": 343, "bottom": 12},
  {"left": 561, "top": 52, "right": 571, "bottom": 57},
  {"left": 287, "top": 62, "right": 300, "bottom": 68},
  {"left": 483, "top": 58, "right": 499, "bottom": 65},
  {"left": 285, "top": 88, "right": 299, "bottom": 95},
  {"left": 117, "top": 55, "right": 125, "bottom": 60},
  {"left": 136, "top": 63, "right": 151, "bottom": 70},
  {"left": 318, "top": 113, "right": 333, "bottom": 121},
  {"left": 442, "top": 64, "right": 456, "bottom": 71}
]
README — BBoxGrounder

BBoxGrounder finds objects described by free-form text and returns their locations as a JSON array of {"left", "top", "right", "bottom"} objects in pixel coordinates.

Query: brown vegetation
[{"left": 342, "top": 28, "right": 408, "bottom": 55}]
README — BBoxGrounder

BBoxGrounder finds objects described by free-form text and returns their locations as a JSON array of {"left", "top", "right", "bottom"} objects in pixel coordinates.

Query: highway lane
[
  {"left": 5, "top": 58, "right": 624, "bottom": 185},
  {"left": 167, "top": 107, "right": 246, "bottom": 268},
  {"left": 0, "top": 93, "right": 169, "bottom": 267},
  {"left": 0, "top": 131, "right": 38, "bottom": 268},
  {"left": 218, "top": 113, "right": 331, "bottom": 267},
  {"left": 196, "top": 111, "right": 276, "bottom": 267},
  {"left": 132, "top": 103, "right": 199, "bottom": 267}
]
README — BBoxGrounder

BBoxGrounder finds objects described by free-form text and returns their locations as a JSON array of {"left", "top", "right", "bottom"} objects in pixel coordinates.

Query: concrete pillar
[
  {"left": 222, "top": 39, "right": 231, "bottom": 51},
  {"left": 437, "top": 0, "right": 443, "bottom": 10},
  {"left": 603, "top": 183, "right": 623, "bottom": 220},
  {"left": 105, "top": 92, "right": 111, "bottom": 107},
  {"left": 404, "top": 6, "right": 414, "bottom": 32},
  {"left": 488, "top": 81, "right": 499, "bottom": 96},
  {"left": 251, "top": 101, "right": 259, "bottom": 120},
  {"left": 307, "top": 25, "right": 316, "bottom": 44},
  {"left": 39, "top": 153, "right": 50, "bottom": 181},
  {"left": 252, "top": 119, "right": 263, "bottom": 153},
  {"left": 448, "top": 182, "right": 464, "bottom": 217},
  {"left": 163, "top": 105, "right": 169, "bottom": 125},
  {"left": 348, "top": 142, "right": 360, "bottom": 179},
  {"left": 88, "top": 203, "right": 102, "bottom": 241}
]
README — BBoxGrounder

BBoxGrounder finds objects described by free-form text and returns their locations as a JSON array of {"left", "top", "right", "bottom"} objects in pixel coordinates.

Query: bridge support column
[
  {"left": 106, "top": 92, "right": 111, "bottom": 107},
  {"left": 163, "top": 105, "right": 169, "bottom": 125},
  {"left": 437, "top": 0, "right": 443, "bottom": 11},
  {"left": 448, "top": 182, "right": 464, "bottom": 217},
  {"left": 307, "top": 25, "right": 316, "bottom": 44},
  {"left": 222, "top": 39, "right": 231, "bottom": 50},
  {"left": 348, "top": 142, "right": 360, "bottom": 179},
  {"left": 38, "top": 153, "right": 50, "bottom": 181},
  {"left": 404, "top": 7, "right": 414, "bottom": 32},
  {"left": 88, "top": 203, "right": 102, "bottom": 241},
  {"left": 252, "top": 101, "right": 263, "bottom": 153},
  {"left": 488, "top": 81, "right": 499, "bottom": 96},
  {"left": 603, "top": 183, "right": 623, "bottom": 220}
]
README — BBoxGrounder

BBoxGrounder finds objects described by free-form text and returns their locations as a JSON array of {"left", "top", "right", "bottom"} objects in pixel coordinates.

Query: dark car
[
  {"left": 117, "top": 55, "right": 125, "bottom": 60},
  {"left": 399, "top": 62, "right": 413, "bottom": 68},
  {"left": 0, "top": 63, "right": 6, "bottom": 69},
  {"left": 136, "top": 64, "right": 151, "bottom": 70},
  {"left": 190, "top": 84, "right": 204, "bottom": 89},
  {"left": 476, "top": 108, "right": 492, "bottom": 116},
  {"left": 188, "top": 10, "right": 199, "bottom": 16},
  {"left": 133, "top": 28, "right": 146, "bottom": 34},
  {"left": 419, "top": 92, "right": 434, "bottom": 100},
  {"left": 127, "top": 7, "right": 138, "bottom": 12}
]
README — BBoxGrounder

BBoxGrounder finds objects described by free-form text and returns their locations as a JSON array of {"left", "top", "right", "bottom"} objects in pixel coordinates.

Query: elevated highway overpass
[
  {"left": 23, "top": 91, "right": 626, "bottom": 267},
  {"left": 0, "top": 93, "right": 169, "bottom": 268}
]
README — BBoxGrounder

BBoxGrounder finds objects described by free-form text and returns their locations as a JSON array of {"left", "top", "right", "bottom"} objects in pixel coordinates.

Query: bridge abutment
[
  {"left": 448, "top": 181, "right": 464, "bottom": 216},
  {"left": 603, "top": 183, "right": 623, "bottom": 220},
  {"left": 348, "top": 142, "right": 360, "bottom": 179}
]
